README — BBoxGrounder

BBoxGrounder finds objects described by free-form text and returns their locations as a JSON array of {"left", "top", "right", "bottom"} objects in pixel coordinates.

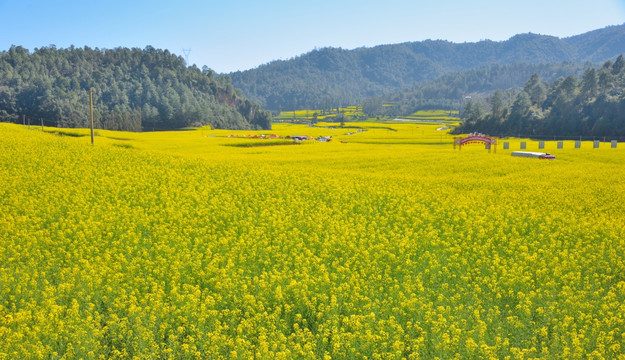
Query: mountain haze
[
  {"left": 231, "top": 24, "right": 625, "bottom": 111},
  {"left": 384, "top": 62, "right": 591, "bottom": 115}
]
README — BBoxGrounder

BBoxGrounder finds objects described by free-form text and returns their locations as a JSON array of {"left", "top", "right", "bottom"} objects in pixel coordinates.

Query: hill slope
[
  {"left": 231, "top": 24, "right": 625, "bottom": 111},
  {"left": 453, "top": 56, "right": 625, "bottom": 138},
  {"left": 0, "top": 46, "right": 271, "bottom": 131},
  {"left": 383, "top": 62, "right": 591, "bottom": 115}
]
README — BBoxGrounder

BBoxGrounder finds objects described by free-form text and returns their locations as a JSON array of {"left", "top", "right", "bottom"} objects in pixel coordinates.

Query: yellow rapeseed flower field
[{"left": 1, "top": 122, "right": 624, "bottom": 359}]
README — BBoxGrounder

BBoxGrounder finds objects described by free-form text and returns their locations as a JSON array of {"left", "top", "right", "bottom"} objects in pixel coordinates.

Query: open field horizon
[{"left": 1, "top": 122, "right": 624, "bottom": 358}]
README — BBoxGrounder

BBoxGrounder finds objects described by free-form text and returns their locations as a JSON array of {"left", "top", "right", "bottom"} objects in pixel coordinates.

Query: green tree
[
  {"left": 511, "top": 91, "right": 531, "bottom": 118},
  {"left": 363, "top": 97, "right": 383, "bottom": 117},
  {"left": 581, "top": 68, "right": 598, "bottom": 99},
  {"left": 488, "top": 90, "right": 505, "bottom": 119},
  {"left": 523, "top": 73, "right": 547, "bottom": 105},
  {"left": 558, "top": 75, "right": 578, "bottom": 99},
  {"left": 462, "top": 99, "right": 483, "bottom": 124},
  {"left": 612, "top": 54, "right": 625, "bottom": 75}
]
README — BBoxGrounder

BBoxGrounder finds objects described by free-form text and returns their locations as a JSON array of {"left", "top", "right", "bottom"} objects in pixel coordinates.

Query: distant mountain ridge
[
  {"left": 564, "top": 24, "right": 625, "bottom": 61},
  {"left": 230, "top": 24, "right": 625, "bottom": 111}
]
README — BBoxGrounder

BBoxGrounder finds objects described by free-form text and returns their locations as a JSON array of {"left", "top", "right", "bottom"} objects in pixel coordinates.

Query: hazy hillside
[
  {"left": 231, "top": 24, "right": 625, "bottom": 111},
  {"left": 383, "top": 62, "right": 591, "bottom": 114},
  {"left": 0, "top": 46, "right": 271, "bottom": 131},
  {"left": 563, "top": 24, "right": 625, "bottom": 62}
]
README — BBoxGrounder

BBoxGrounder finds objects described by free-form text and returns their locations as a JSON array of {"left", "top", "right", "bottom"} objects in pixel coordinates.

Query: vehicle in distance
[{"left": 511, "top": 151, "right": 556, "bottom": 159}]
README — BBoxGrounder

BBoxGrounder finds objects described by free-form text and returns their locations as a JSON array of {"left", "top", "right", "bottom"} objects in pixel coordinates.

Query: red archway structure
[{"left": 454, "top": 133, "right": 498, "bottom": 153}]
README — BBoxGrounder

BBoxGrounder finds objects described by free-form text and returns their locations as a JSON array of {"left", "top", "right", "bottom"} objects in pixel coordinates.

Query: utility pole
[
  {"left": 182, "top": 49, "right": 191, "bottom": 67},
  {"left": 90, "top": 88, "right": 95, "bottom": 145},
  {"left": 41, "top": 117, "right": 44, "bottom": 132}
]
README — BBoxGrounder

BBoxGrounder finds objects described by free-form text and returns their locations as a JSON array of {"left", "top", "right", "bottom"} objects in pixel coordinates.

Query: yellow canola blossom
[{"left": 0, "top": 123, "right": 624, "bottom": 359}]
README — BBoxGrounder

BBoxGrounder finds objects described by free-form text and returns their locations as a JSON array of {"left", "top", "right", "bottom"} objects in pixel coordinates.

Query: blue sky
[{"left": 0, "top": 0, "right": 623, "bottom": 73}]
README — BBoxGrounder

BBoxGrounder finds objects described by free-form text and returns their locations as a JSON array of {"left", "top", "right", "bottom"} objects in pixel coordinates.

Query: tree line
[
  {"left": 453, "top": 55, "right": 625, "bottom": 139},
  {"left": 0, "top": 45, "right": 271, "bottom": 131}
]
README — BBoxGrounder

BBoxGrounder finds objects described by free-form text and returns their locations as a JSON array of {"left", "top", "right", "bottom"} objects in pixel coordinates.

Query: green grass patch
[{"left": 44, "top": 129, "right": 90, "bottom": 137}]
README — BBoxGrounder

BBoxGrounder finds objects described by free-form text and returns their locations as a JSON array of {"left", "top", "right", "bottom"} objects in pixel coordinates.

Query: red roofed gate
[{"left": 454, "top": 133, "right": 498, "bottom": 153}]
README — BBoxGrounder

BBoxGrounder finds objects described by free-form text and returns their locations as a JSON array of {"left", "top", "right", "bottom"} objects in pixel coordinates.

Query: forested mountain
[
  {"left": 231, "top": 24, "right": 625, "bottom": 111},
  {"left": 563, "top": 24, "right": 625, "bottom": 62},
  {"left": 0, "top": 46, "right": 271, "bottom": 131},
  {"left": 378, "top": 62, "right": 591, "bottom": 116},
  {"left": 453, "top": 55, "right": 625, "bottom": 139}
]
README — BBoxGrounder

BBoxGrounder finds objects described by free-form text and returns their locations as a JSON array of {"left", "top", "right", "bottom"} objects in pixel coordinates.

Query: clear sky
[{"left": 0, "top": 0, "right": 623, "bottom": 73}]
